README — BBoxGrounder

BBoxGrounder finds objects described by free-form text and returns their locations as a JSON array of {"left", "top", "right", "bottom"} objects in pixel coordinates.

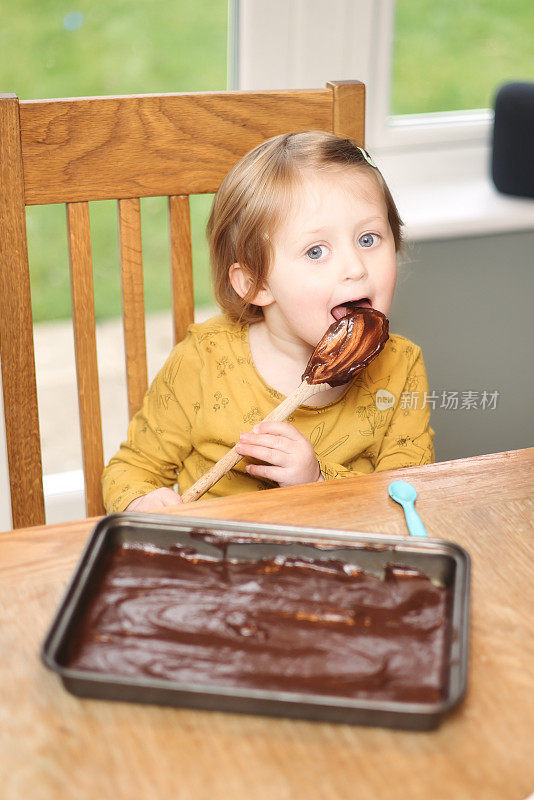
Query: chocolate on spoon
[
  {"left": 180, "top": 307, "right": 389, "bottom": 503},
  {"left": 303, "top": 306, "right": 389, "bottom": 386}
]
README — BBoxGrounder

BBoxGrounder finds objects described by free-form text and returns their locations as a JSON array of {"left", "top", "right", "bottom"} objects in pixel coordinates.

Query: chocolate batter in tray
[{"left": 64, "top": 537, "right": 451, "bottom": 703}]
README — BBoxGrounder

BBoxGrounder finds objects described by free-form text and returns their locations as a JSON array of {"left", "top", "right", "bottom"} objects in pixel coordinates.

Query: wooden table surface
[{"left": 1, "top": 448, "right": 533, "bottom": 800}]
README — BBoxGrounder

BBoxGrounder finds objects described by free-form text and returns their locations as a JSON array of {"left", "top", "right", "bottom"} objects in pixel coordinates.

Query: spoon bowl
[
  {"left": 388, "top": 480, "right": 418, "bottom": 504},
  {"left": 388, "top": 480, "right": 428, "bottom": 538}
]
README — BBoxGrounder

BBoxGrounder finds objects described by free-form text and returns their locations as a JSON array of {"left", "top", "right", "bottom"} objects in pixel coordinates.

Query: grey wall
[{"left": 389, "top": 230, "right": 534, "bottom": 463}]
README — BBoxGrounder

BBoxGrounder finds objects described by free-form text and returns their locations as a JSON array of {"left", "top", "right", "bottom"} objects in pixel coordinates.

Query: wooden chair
[{"left": 0, "top": 80, "right": 365, "bottom": 529}]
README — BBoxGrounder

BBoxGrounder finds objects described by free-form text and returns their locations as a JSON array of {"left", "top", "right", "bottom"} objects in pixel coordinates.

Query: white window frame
[
  {"left": 364, "top": 0, "right": 493, "bottom": 151},
  {"left": 229, "top": 0, "right": 493, "bottom": 149}
]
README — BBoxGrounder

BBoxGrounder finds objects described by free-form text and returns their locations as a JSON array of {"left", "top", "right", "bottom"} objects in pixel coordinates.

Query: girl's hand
[
  {"left": 125, "top": 487, "right": 182, "bottom": 512},
  {"left": 235, "top": 422, "right": 323, "bottom": 487}
]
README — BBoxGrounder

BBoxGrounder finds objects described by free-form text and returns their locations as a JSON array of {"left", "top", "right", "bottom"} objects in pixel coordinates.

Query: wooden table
[{"left": 1, "top": 448, "right": 533, "bottom": 800}]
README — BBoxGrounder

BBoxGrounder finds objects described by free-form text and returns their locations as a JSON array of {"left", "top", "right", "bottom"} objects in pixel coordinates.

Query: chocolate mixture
[
  {"left": 65, "top": 538, "right": 451, "bottom": 703},
  {"left": 303, "top": 307, "right": 389, "bottom": 386}
]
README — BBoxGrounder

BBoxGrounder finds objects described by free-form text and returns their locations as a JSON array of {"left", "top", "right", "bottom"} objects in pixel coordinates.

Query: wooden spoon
[{"left": 181, "top": 307, "right": 389, "bottom": 503}]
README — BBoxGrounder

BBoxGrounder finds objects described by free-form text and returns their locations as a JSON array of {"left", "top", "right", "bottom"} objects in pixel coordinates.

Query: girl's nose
[{"left": 342, "top": 250, "right": 367, "bottom": 281}]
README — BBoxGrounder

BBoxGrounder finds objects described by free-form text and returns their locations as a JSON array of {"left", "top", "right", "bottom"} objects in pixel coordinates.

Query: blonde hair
[{"left": 208, "top": 131, "right": 403, "bottom": 325}]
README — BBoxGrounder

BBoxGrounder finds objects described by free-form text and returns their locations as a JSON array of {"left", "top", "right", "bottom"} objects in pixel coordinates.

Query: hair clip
[{"left": 356, "top": 146, "right": 379, "bottom": 170}]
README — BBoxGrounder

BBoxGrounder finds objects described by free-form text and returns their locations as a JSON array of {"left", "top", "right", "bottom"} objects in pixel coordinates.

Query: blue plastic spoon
[{"left": 388, "top": 481, "right": 428, "bottom": 538}]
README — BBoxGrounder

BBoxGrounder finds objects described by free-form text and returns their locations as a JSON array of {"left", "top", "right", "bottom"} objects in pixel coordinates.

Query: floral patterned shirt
[{"left": 102, "top": 314, "right": 435, "bottom": 512}]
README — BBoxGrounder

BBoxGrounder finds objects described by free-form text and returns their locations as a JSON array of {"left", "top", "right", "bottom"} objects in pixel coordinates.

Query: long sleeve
[{"left": 102, "top": 335, "right": 201, "bottom": 513}]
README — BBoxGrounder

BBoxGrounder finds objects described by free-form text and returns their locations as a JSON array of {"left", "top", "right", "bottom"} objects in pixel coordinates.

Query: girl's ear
[{"left": 228, "top": 263, "right": 274, "bottom": 307}]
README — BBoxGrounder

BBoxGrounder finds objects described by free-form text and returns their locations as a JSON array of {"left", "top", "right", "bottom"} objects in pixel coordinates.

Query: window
[
  {"left": 1, "top": 0, "right": 228, "bottom": 326},
  {"left": 371, "top": 0, "right": 534, "bottom": 149},
  {"left": 392, "top": 0, "right": 534, "bottom": 116}
]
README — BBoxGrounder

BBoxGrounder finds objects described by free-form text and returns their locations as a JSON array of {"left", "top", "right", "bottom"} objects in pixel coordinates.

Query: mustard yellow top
[{"left": 102, "top": 314, "right": 435, "bottom": 512}]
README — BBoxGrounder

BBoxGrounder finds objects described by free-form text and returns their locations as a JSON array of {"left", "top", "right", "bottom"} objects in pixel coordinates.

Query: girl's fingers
[
  {"left": 235, "top": 441, "right": 286, "bottom": 465},
  {"left": 239, "top": 432, "right": 293, "bottom": 453},
  {"left": 126, "top": 487, "right": 181, "bottom": 511},
  {"left": 252, "top": 421, "right": 301, "bottom": 440},
  {"left": 246, "top": 463, "right": 283, "bottom": 481},
  {"left": 161, "top": 493, "right": 182, "bottom": 505}
]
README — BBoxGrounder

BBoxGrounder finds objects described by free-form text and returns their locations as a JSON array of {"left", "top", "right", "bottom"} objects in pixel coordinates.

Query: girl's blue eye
[
  {"left": 359, "top": 233, "right": 379, "bottom": 248},
  {"left": 306, "top": 245, "right": 327, "bottom": 260}
]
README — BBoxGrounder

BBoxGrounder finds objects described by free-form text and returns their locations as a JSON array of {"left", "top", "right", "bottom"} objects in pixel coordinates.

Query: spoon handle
[
  {"left": 403, "top": 503, "right": 428, "bottom": 538},
  {"left": 181, "top": 379, "right": 330, "bottom": 503}
]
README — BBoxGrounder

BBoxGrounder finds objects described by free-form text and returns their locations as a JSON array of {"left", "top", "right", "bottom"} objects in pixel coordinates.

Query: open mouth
[{"left": 330, "top": 298, "right": 372, "bottom": 321}]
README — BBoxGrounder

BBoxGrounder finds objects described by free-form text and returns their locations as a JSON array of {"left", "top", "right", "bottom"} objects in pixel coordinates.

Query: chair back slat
[
  {"left": 0, "top": 94, "right": 45, "bottom": 528},
  {"left": 118, "top": 198, "right": 148, "bottom": 419},
  {"left": 66, "top": 201, "right": 105, "bottom": 517},
  {"left": 168, "top": 195, "right": 195, "bottom": 346}
]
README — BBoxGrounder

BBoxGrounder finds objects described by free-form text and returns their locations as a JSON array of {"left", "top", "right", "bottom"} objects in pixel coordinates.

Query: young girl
[{"left": 102, "top": 131, "right": 435, "bottom": 513}]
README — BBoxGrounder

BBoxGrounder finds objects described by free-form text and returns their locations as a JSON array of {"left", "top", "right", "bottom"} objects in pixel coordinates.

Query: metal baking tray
[{"left": 41, "top": 513, "right": 470, "bottom": 730}]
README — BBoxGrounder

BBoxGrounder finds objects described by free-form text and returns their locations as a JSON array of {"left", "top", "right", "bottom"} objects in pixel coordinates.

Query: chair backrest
[{"left": 0, "top": 80, "right": 365, "bottom": 529}]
